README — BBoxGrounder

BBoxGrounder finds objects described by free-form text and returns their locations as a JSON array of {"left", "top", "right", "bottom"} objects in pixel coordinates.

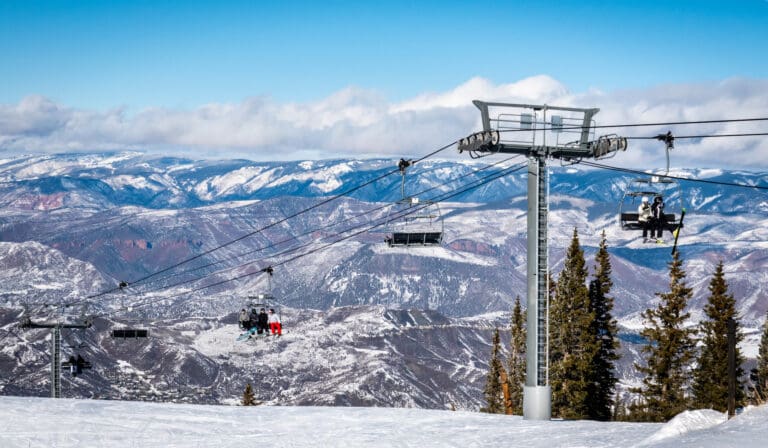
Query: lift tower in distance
[
  {"left": 458, "top": 101, "right": 628, "bottom": 420},
  {"left": 20, "top": 314, "right": 92, "bottom": 398}
]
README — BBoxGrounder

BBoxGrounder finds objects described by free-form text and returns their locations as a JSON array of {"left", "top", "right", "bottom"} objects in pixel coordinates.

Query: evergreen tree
[
  {"left": 751, "top": 310, "right": 768, "bottom": 403},
  {"left": 585, "top": 232, "right": 620, "bottom": 421},
  {"left": 692, "top": 261, "right": 745, "bottom": 411},
  {"left": 613, "top": 392, "right": 629, "bottom": 422},
  {"left": 242, "top": 383, "right": 257, "bottom": 406},
  {"left": 550, "top": 228, "right": 596, "bottom": 419},
  {"left": 482, "top": 328, "right": 507, "bottom": 414},
  {"left": 507, "top": 296, "right": 526, "bottom": 415},
  {"left": 633, "top": 251, "right": 696, "bottom": 422}
]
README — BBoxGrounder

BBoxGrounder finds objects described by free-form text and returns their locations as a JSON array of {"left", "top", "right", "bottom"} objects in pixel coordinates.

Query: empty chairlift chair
[{"left": 385, "top": 159, "right": 444, "bottom": 247}]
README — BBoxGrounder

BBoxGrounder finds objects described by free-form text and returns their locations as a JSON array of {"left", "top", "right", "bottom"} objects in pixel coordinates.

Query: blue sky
[{"left": 1, "top": 0, "right": 768, "bottom": 166}]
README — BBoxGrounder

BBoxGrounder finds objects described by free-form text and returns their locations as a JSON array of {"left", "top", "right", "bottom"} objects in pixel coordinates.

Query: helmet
[{"left": 641, "top": 196, "right": 649, "bottom": 203}]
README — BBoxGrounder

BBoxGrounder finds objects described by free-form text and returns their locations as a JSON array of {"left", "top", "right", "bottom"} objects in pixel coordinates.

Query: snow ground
[{"left": 1, "top": 397, "right": 766, "bottom": 448}]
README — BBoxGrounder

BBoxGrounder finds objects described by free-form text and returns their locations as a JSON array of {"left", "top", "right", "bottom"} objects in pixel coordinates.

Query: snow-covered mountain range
[{"left": 0, "top": 152, "right": 766, "bottom": 408}]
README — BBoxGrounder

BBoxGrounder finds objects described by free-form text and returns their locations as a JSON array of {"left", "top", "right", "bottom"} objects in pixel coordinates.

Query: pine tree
[
  {"left": 585, "top": 232, "right": 620, "bottom": 421},
  {"left": 613, "top": 392, "right": 629, "bottom": 421},
  {"left": 242, "top": 383, "right": 257, "bottom": 406},
  {"left": 550, "top": 228, "right": 596, "bottom": 419},
  {"left": 751, "top": 310, "right": 768, "bottom": 403},
  {"left": 692, "top": 261, "right": 745, "bottom": 411},
  {"left": 507, "top": 296, "right": 526, "bottom": 415},
  {"left": 482, "top": 328, "right": 507, "bottom": 414},
  {"left": 633, "top": 251, "right": 696, "bottom": 422}
]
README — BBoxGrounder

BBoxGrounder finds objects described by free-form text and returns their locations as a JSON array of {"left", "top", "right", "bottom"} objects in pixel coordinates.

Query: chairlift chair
[
  {"left": 247, "top": 293, "right": 281, "bottom": 319},
  {"left": 240, "top": 266, "right": 284, "bottom": 334},
  {"left": 110, "top": 281, "right": 150, "bottom": 340},
  {"left": 384, "top": 159, "right": 444, "bottom": 247},
  {"left": 247, "top": 266, "right": 281, "bottom": 319},
  {"left": 618, "top": 131, "right": 685, "bottom": 236},
  {"left": 618, "top": 176, "right": 684, "bottom": 232}
]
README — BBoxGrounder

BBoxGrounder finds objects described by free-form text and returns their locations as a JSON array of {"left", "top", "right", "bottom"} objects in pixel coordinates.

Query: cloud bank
[{"left": 2, "top": 76, "right": 767, "bottom": 169}]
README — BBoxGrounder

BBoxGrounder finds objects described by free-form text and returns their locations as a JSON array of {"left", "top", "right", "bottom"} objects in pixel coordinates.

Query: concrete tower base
[{"left": 523, "top": 385, "right": 551, "bottom": 420}]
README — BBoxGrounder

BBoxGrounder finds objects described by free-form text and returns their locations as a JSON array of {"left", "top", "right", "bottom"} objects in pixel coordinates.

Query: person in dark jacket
[
  {"left": 248, "top": 308, "right": 259, "bottom": 331},
  {"left": 651, "top": 195, "right": 666, "bottom": 241},
  {"left": 257, "top": 308, "right": 269, "bottom": 335}
]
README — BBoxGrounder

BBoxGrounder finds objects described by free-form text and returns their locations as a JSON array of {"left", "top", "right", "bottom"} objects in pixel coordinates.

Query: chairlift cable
[
  {"left": 91, "top": 161, "right": 528, "bottom": 315},
  {"left": 63, "top": 119, "right": 768, "bottom": 309},
  {"left": 122, "top": 155, "right": 521, "bottom": 294},
  {"left": 581, "top": 160, "right": 768, "bottom": 191},
  {"left": 159, "top": 161, "right": 529, "bottom": 301},
  {"left": 111, "top": 157, "right": 524, "bottom": 303},
  {"left": 627, "top": 132, "right": 768, "bottom": 140},
  {"left": 78, "top": 139, "right": 459, "bottom": 302}
]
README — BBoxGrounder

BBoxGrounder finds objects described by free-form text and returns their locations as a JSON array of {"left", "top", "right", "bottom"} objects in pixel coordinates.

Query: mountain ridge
[{"left": 1, "top": 152, "right": 766, "bottom": 409}]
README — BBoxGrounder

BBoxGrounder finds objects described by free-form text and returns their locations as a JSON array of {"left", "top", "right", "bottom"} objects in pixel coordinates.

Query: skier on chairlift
[
  {"left": 268, "top": 309, "right": 282, "bottom": 336},
  {"left": 638, "top": 196, "right": 653, "bottom": 243},
  {"left": 238, "top": 309, "right": 249, "bottom": 330},
  {"left": 651, "top": 195, "right": 666, "bottom": 243},
  {"left": 257, "top": 308, "right": 269, "bottom": 335}
]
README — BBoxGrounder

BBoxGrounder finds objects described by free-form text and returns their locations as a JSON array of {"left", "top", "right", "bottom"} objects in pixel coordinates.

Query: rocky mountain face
[{"left": 0, "top": 152, "right": 766, "bottom": 409}]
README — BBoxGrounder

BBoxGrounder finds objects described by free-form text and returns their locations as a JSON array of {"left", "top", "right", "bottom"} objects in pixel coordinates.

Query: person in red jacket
[{"left": 268, "top": 309, "right": 282, "bottom": 336}]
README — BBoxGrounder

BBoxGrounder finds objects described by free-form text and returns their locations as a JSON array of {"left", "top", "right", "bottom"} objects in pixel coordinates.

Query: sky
[
  {"left": 2, "top": 395, "right": 767, "bottom": 448},
  {"left": 1, "top": 0, "right": 768, "bottom": 167}
]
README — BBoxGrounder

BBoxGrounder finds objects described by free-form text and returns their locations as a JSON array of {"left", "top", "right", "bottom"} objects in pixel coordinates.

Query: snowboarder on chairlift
[
  {"left": 268, "top": 309, "right": 282, "bottom": 336},
  {"left": 638, "top": 196, "right": 653, "bottom": 243},
  {"left": 257, "top": 308, "right": 269, "bottom": 335},
  {"left": 248, "top": 308, "right": 259, "bottom": 331},
  {"left": 239, "top": 309, "right": 261, "bottom": 339},
  {"left": 238, "top": 309, "right": 249, "bottom": 330},
  {"left": 651, "top": 196, "right": 666, "bottom": 242}
]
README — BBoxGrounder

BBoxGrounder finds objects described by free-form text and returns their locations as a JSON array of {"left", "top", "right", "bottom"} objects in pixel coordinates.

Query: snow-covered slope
[
  {"left": 1, "top": 396, "right": 766, "bottom": 448},
  {"left": 1, "top": 305, "right": 505, "bottom": 409}
]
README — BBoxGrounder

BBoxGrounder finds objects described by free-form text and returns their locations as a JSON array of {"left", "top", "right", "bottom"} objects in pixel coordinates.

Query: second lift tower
[{"left": 458, "top": 101, "right": 627, "bottom": 420}]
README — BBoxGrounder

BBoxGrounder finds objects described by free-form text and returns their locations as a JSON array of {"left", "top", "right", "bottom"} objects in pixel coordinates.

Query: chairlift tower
[
  {"left": 458, "top": 101, "right": 627, "bottom": 419},
  {"left": 20, "top": 315, "right": 92, "bottom": 398}
]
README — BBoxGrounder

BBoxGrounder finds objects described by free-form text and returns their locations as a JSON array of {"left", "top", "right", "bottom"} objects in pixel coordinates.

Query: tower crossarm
[
  {"left": 19, "top": 318, "right": 92, "bottom": 330},
  {"left": 458, "top": 100, "right": 626, "bottom": 160}
]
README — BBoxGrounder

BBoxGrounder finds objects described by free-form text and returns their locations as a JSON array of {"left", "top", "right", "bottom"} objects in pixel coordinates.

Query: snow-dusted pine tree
[
  {"left": 692, "top": 261, "right": 745, "bottom": 411},
  {"left": 585, "top": 232, "right": 620, "bottom": 421},
  {"left": 482, "top": 328, "right": 507, "bottom": 414},
  {"left": 550, "top": 228, "right": 596, "bottom": 419},
  {"left": 632, "top": 251, "right": 696, "bottom": 422},
  {"left": 751, "top": 310, "right": 768, "bottom": 403},
  {"left": 242, "top": 383, "right": 257, "bottom": 406},
  {"left": 507, "top": 296, "right": 526, "bottom": 415}
]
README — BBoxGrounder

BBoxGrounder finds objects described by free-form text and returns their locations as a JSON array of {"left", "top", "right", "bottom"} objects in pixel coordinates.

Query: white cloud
[
  {"left": 389, "top": 75, "right": 568, "bottom": 113},
  {"left": 1, "top": 76, "right": 767, "bottom": 168}
]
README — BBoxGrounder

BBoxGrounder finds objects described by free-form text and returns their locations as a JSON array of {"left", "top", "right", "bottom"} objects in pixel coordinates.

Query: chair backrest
[
  {"left": 390, "top": 232, "right": 442, "bottom": 246},
  {"left": 111, "top": 329, "right": 149, "bottom": 338}
]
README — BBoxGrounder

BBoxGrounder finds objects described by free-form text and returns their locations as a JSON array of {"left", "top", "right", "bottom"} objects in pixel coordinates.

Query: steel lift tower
[
  {"left": 458, "top": 101, "right": 627, "bottom": 419},
  {"left": 20, "top": 315, "right": 92, "bottom": 398}
]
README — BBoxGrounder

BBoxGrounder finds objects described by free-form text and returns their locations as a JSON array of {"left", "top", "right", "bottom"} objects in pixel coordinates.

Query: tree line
[{"left": 482, "top": 229, "right": 768, "bottom": 421}]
